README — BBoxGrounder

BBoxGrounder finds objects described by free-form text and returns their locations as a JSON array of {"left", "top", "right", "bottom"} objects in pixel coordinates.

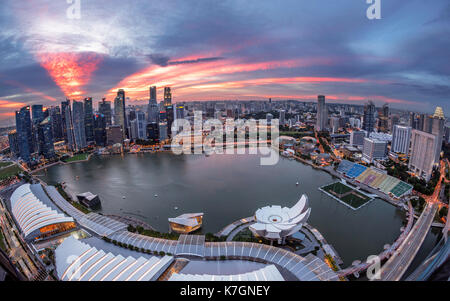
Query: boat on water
[
  {"left": 154, "top": 194, "right": 158, "bottom": 197},
  {"left": 122, "top": 196, "right": 126, "bottom": 199},
  {"left": 296, "top": 182, "right": 299, "bottom": 186},
  {"left": 174, "top": 206, "right": 179, "bottom": 210}
]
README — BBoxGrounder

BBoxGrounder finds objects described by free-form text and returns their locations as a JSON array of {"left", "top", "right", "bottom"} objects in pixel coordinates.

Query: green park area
[
  {"left": 321, "top": 182, "right": 372, "bottom": 209},
  {"left": 62, "top": 153, "right": 89, "bottom": 163},
  {"left": 0, "top": 164, "right": 22, "bottom": 181},
  {"left": 0, "top": 162, "right": 13, "bottom": 168}
]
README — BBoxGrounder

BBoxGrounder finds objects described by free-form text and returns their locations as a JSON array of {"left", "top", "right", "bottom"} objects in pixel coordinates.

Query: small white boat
[
  {"left": 174, "top": 206, "right": 179, "bottom": 210},
  {"left": 154, "top": 194, "right": 158, "bottom": 197},
  {"left": 122, "top": 196, "right": 126, "bottom": 199},
  {"left": 296, "top": 182, "right": 299, "bottom": 186}
]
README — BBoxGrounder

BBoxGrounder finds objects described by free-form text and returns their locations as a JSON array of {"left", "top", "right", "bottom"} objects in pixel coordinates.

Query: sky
[{"left": 0, "top": 0, "right": 449, "bottom": 125}]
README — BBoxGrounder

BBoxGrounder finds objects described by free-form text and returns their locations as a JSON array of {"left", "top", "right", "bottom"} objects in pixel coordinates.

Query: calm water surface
[{"left": 40, "top": 153, "right": 410, "bottom": 267}]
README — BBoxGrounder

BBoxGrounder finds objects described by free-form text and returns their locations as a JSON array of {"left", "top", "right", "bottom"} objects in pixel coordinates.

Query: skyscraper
[
  {"left": 363, "top": 101, "right": 376, "bottom": 134},
  {"left": 430, "top": 107, "right": 445, "bottom": 163},
  {"left": 409, "top": 129, "right": 439, "bottom": 181},
  {"left": 72, "top": 101, "right": 87, "bottom": 151},
  {"left": 316, "top": 95, "right": 328, "bottom": 131},
  {"left": 147, "top": 87, "right": 159, "bottom": 124},
  {"left": 93, "top": 114, "right": 107, "bottom": 146},
  {"left": 98, "top": 98, "right": 112, "bottom": 126},
  {"left": 61, "top": 100, "right": 70, "bottom": 144},
  {"left": 378, "top": 103, "right": 389, "bottom": 133},
  {"left": 163, "top": 87, "right": 172, "bottom": 107},
  {"left": 62, "top": 100, "right": 76, "bottom": 151},
  {"left": 391, "top": 125, "right": 412, "bottom": 154},
  {"left": 15, "top": 106, "right": 34, "bottom": 163},
  {"left": 48, "top": 106, "right": 63, "bottom": 141},
  {"left": 37, "top": 117, "right": 55, "bottom": 159},
  {"left": 84, "top": 97, "right": 94, "bottom": 143},
  {"left": 350, "top": 130, "right": 366, "bottom": 147},
  {"left": 279, "top": 110, "right": 286, "bottom": 125},
  {"left": 166, "top": 105, "right": 174, "bottom": 137},
  {"left": 114, "top": 89, "right": 127, "bottom": 138},
  {"left": 8, "top": 130, "right": 19, "bottom": 159}
]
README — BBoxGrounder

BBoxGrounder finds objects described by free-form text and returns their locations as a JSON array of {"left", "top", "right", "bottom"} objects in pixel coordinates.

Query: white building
[
  {"left": 409, "top": 129, "right": 439, "bottom": 181},
  {"left": 362, "top": 138, "right": 387, "bottom": 163},
  {"left": 391, "top": 125, "right": 411, "bottom": 154},
  {"left": 249, "top": 195, "right": 311, "bottom": 244}
]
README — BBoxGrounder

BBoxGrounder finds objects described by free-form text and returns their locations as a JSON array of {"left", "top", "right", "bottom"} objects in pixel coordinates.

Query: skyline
[{"left": 0, "top": 1, "right": 449, "bottom": 125}]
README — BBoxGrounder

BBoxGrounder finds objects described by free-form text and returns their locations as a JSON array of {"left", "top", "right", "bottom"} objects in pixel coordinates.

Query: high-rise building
[
  {"left": 330, "top": 117, "right": 340, "bottom": 134},
  {"left": 93, "top": 114, "right": 107, "bottom": 146},
  {"left": 363, "top": 101, "right": 376, "bottom": 134},
  {"left": 350, "top": 130, "right": 366, "bottom": 147},
  {"left": 430, "top": 107, "right": 445, "bottom": 163},
  {"left": 279, "top": 110, "right": 286, "bottom": 125},
  {"left": 423, "top": 114, "right": 433, "bottom": 133},
  {"left": 15, "top": 106, "right": 34, "bottom": 163},
  {"left": 159, "top": 122, "right": 168, "bottom": 141},
  {"left": 98, "top": 98, "right": 112, "bottom": 126},
  {"left": 8, "top": 130, "right": 19, "bottom": 158},
  {"left": 106, "top": 125, "right": 124, "bottom": 145},
  {"left": 149, "top": 86, "right": 157, "bottom": 104},
  {"left": 146, "top": 122, "right": 160, "bottom": 143},
  {"left": 362, "top": 138, "right": 387, "bottom": 163},
  {"left": 147, "top": 87, "right": 159, "bottom": 124},
  {"left": 31, "top": 105, "right": 44, "bottom": 125},
  {"left": 445, "top": 125, "right": 450, "bottom": 144},
  {"left": 62, "top": 100, "right": 76, "bottom": 151},
  {"left": 166, "top": 105, "right": 174, "bottom": 137},
  {"left": 72, "top": 101, "right": 87, "bottom": 151},
  {"left": 48, "top": 106, "right": 63, "bottom": 141},
  {"left": 37, "top": 117, "right": 55, "bottom": 159},
  {"left": 84, "top": 97, "right": 94, "bottom": 143},
  {"left": 266, "top": 113, "right": 273, "bottom": 125},
  {"left": 409, "top": 129, "right": 439, "bottom": 181},
  {"left": 391, "top": 125, "right": 411, "bottom": 154},
  {"left": 377, "top": 103, "right": 389, "bottom": 133},
  {"left": 163, "top": 87, "right": 172, "bottom": 107},
  {"left": 114, "top": 89, "right": 127, "bottom": 138},
  {"left": 316, "top": 95, "right": 328, "bottom": 131},
  {"left": 130, "top": 111, "right": 146, "bottom": 140}
]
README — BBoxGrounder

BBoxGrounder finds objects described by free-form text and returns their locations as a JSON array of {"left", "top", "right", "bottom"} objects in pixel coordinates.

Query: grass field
[
  {"left": 63, "top": 153, "right": 89, "bottom": 163},
  {"left": 0, "top": 165, "right": 21, "bottom": 180},
  {"left": 321, "top": 182, "right": 372, "bottom": 210},
  {"left": 0, "top": 162, "right": 13, "bottom": 168}
]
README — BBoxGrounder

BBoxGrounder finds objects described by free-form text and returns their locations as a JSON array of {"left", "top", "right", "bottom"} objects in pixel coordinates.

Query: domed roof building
[{"left": 249, "top": 195, "right": 311, "bottom": 244}]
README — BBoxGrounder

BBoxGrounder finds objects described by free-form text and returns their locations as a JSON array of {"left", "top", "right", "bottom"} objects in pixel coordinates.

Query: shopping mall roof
[{"left": 10, "top": 184, "right": 74, "bottom": 240}]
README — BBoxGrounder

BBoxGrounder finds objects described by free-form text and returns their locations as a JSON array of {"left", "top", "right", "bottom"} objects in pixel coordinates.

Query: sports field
[{"left": 321, "top": 182, "right": 372, "bottom": 210}]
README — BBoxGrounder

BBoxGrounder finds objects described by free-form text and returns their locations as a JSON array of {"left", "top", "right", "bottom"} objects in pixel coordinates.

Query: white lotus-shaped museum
[{"left": 249, "top": 195, "right": 311, "bottom": 243}]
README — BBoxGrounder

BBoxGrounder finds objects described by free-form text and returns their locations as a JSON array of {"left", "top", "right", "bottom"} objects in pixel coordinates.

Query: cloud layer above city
[{"left": 0, "top": 0, "right": 449, "bottom": 124}]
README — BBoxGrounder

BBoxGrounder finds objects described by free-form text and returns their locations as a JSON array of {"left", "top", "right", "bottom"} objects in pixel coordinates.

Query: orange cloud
[
  {"left": 38, "top": 52, "right": 102, "bottom": 98},
  {"left": 0, "top": 100, "right": 26, "bottom": 109}
]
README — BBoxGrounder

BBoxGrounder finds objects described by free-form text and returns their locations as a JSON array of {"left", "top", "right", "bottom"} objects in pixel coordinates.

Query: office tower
[
  {"left": 378, "top": 103, "right": 389, "bottom": 133},
  {"left": 159, "top": 122, "right": 168, "bottom": 141},
  {"left": 62, "top": 100, "right": 76, "bottom": 151},
  {"left": 48, "top": 106, "right": 63, "bottom": 141},
  {"left": 350, "top": 130, "right": 366, "bottom": 147},
  {"left": 409, "top": 129, "right": 439, "bottom": 181},
  {"left": 84, "top": 97, "right": 94, "bottom": 143},
  {"left": 417, "top": 114, "right": 425, "bottom": 132},
  {"left": 146, "top": 122, "right": 160, "bottom": 143},
  {"left": 61, "top": 100, "right": 70, "bottom": 144},
  {"left": 389, "top": 115, "right": 400, "bottom": 132},
  {"left": 362, "top": 138, "right": 387, "bottom": 163},
  {"left": 163, "top": 87, "right": 172, "bottom": 107},
  {"left": 409, "top": 112, "right": 418, "bottom": 129},
  {"left": 363, "top": 101, "right": 376, "bottom": 134},
  {"left": 114, "top": 89, "right": 127, "bottom": 138},
  {"left": 149, "top": 86, "right": 157, "bottom": 104},
  {"left": 98, "top": 98, "right": 112, "bottom": 126},
  {"left": 31, "top": 105, "right": 44, "bottom": 125},
  {"left": 391, "top": 125, "right": 412, "bottom": 154},
  {"left": 430, "top": 107, "right": 445, "bottom": 163},
  {"left": 37, "top": 117, "right": 55, "bottom": 159},
  {"left": 130, "top": 111, "right": 146, "bottom": 140},
  {"left": 106, "top": 125, "right": 124, "bottom": 145},
  {"left": 8, "top": 130, "right": 19, "bottom": 158},
  {"left": 316, "top": 95, "right": 328, "bottom": 131},
  {"left": 266, "top": 113, "right": 273, "bottom": 125},
  {"left": 279, "top": 110, "right": 286, "bottom": 125},
  {"left": 423, "top": 114, "right": 433, "bottom": 133},
  {"left": 176, "top": 105, "right": 185, "bottom": 119},
  {"left": 330, "top": 117, "right": 340, "bottom": 134},
  {"left": 15, "top": 106, "right": 34, "bottom": 163},
  {"left": 72, "top": 100, "right": 87, "bottom": 151},
  {"left": 147, "top": 86, "right": 159, "bottom": 124},
  {"left": 445, "top": 125, "right": 450, "bottom": 144},
  {"left": 166, "top": 105, "right": 174, "bottom": 137},
  {"left": 93, "top": 114, "right": 107, "bottom": 146}
]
